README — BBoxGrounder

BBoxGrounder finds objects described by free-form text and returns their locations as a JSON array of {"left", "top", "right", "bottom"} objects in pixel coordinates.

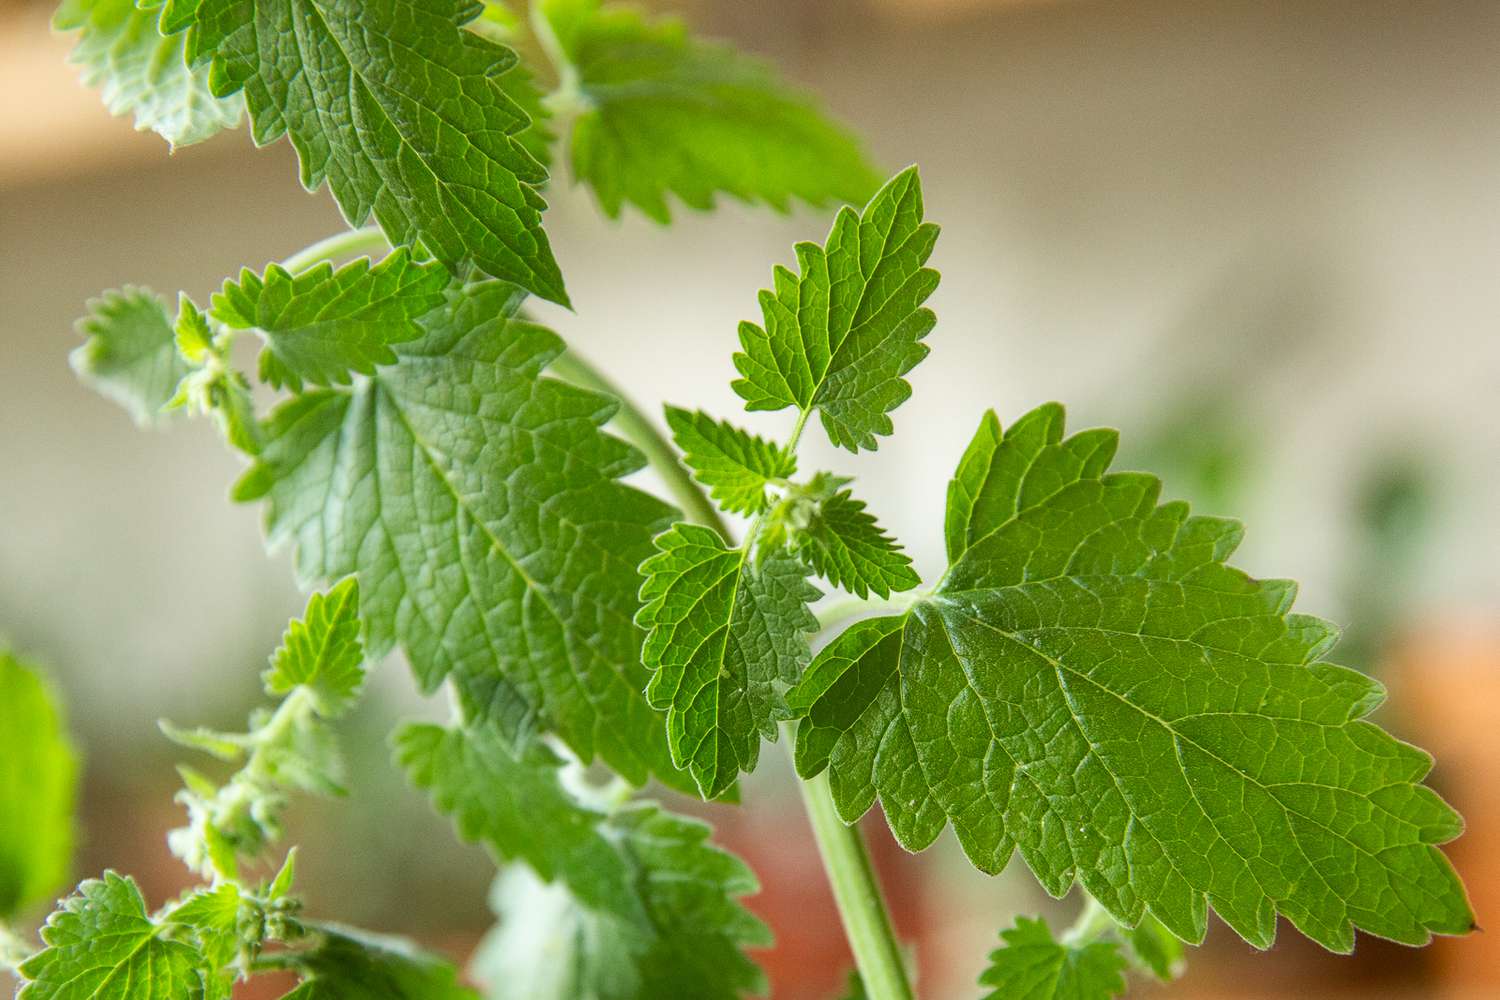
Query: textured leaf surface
[
  {"left": 17, "top": 873, "right": 208, "bottom": 1000},
  {"left": 262, "top": 578, "right": 366, "bottom": 717},
  {"left": 55, "top": 0, "right": 242, "bottom": 148},
  {"left": 637, "top": 523, "right": 819, "bottom": 797},
  {"left": 399, "top": 722, "right": 769, "bottom": 1000},
  {"left": 790, "top": 403, "right": 1472, "bottom": 951},
  {"left": 790, "top": 483, "right": 919, "bottom": 599},
  {"left": 0, "top": 653, "right": 77, "bottom": 919},
  {"left": 164, "top": 0, "right": 567, "bottom": 304},
  {"left": 234, "top": 281, "right": 685, "bottom": 790},
  {"left": 732, "top": 167, "right": 939, "bottom": 451},
  {"left": 212, "top": 250, "right": 449, "bottom": 391},
  {"left": 280, "top": 925, "right": 477, "bottom": 1000},
  {"left": 539, "top": 0, "right": 878, "bottom": 222},
  {"left": 979, "top": 917, "right": 1127, "bottom": 1000},
  {"left": 665, "top": 406, "right": 795, "bottom": 516},
  {"left": 70, "top": 288, "right": 191, "bottom": 425}
]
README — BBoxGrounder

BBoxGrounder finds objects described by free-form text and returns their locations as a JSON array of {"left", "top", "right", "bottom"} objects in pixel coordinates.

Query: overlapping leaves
[{"left": 791, "top": 403, "right": 1473, "bottom": 952}]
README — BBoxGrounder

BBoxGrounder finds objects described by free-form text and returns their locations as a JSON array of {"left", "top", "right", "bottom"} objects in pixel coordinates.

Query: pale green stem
[
  {"left": 1062, "top": 894, "right": 1117, "bottom": 947},
  {"left": 280, "top": 226, "right": 390, "bottom": 274}
]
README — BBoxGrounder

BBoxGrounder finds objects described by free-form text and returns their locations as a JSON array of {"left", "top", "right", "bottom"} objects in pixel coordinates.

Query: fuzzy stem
[{"left": 565, "top": 352, "right": 915, "bottom": 999}]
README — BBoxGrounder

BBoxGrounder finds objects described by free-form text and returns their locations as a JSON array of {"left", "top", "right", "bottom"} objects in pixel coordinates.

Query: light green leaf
[
  {"left": 234, "top": 280, "right": 687, "bottom": 791},
  {"left": 787, "top": 481, "right": 919, "bottom": 599},
  {"left": 158, "top": 0, "right": 568, "bottom": 305},
  {"left": 538, "top": 0, "right": 879, "bottom": 223},
  {"left": 732, "top": 166, "right": 940, "bottom": 452},
  {"left": 263, "top": 579, "right": 366, "bottom": 718},
  {"left": 163, "top": 298, "right": 263, "bottom": 456},
  {"left": 979, "top": 917, "right": 1127, "bottom": 1000},
  {"left": 0, "top": 652, "right": 78, "bottom": 920},
  {"left": 636, "top": 523, "right": 819, "bottom": 798},
  {"left": 70, "top": 287, "right": 192, "bottom": 426},
  {"left": 212, "top": 249, "right": 449, "bottom": 391},
  {"left": 1123, "top": 914, "right": 1185, "bottom": 982},
  {"left": 17, "top": 873, "right": 209, "bottom": 1000},
  {"left": 168, "top": 883, "right": 245, "bottom": 970},
  {"left": 54, "top": 0, "right": 242, "bottom": 148},
  {"left": 790, "top": 403, "right": 1473, "bottom": 952},
  {"left": 279, "top": 925, "right": 478, "bottom": 1000},
  {"left": 665, "top": 406, "right": 795, "bottom": 516},
  {"left": 398, "top": 722, "right": 770, "bottom": 1000}
]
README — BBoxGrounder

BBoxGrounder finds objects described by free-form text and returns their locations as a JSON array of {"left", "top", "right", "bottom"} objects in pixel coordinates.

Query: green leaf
[
  {"left": 17, "top": 873, "right": 210, "bottom": 1000},
  {"left": 732, "top": 166, "right": 940, "bottom": 452},
  {"left": 398, "top": 722, "right": 770, "bottom": 1000},
  {"left": 636, "top": 523, "right": 819, "bottom": 797},
  {"left": 54, "top": 0, "right": 242, "bottom": 148},
  {"left": 70, "top": 287, "right": 192, "bottom": 426},
  {"left": 790, "top": 403, "right": 1474, "bottom": 952},
  {"left": 168, "top": 884, "right": 245, "bottom": 970},
  {"left": 788, "top": 481, "right": 919, "bottom": 599},
  {"left": 159, "top": 0, "right": 568, "bottom": 305},
  {"left": 263, "top": 579, "right": 367, "bottom": 717},
  {"left": 234, "top": 280, "right": 686, "bottom": 791},
  {"left": 1123, "top": 914, "right": 1185, "bottom": 982},
  {"left": 211, "top": 250, "right": 449, "bottom": 392},
  {"left": 0, "top": 652, "right": 78, "bottom": 919},
  {"left": 664, "top": 406, "right": 796, "bottom": 516},
  {"left": 979, "top": 917, "right": 1127, "bottom": 1000},
  {"left": 280, "top": 925, "right": 478, "bottom": 1000},
  {"left": 164, "top": 298, "right": 264, "bottom": 456},
  {"left": 538, "top": 0, "right": 879, "bottom": 222}
]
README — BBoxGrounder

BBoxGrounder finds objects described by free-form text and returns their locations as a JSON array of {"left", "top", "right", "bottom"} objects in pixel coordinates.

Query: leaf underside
[
  {"left": 280, "top": 924, "right": 479, "bottom": 1000},
  {"left": 70, "top": 287, "right": 191, "bottom": 426},
  {"left": 790, "top": 403, "right": 1473, "bottom": 952}
]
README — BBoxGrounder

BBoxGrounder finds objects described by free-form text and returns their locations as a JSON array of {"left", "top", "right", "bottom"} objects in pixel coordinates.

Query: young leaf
[
  {"left": 0, "top": 652, "right": 78, "bottom": 920},
  {"left": 790, "top": 403, "right": 1474, "bottom": 952},
  {"left": 54, "top": 0, "right": 243, "bottom": 149},
  {"left": 234, "top": 280, "right": 687, "bottom": 792},
  {"left": 732, "top": 167, "right": 940, "bottom": 451},
  {"left": 17, "top": 873, "right": 210, "bottom": 1000},
  {"left": 787, "top": 482, "right": 920, "bottom": 599},
  {"left": 537, "top": 0, "right": 879, "bottom": 222},
  {"left": 636, "top": 523, "right": 820, "bottom": 797},
  {"left": 665, "top": 406, "right": 796, "bottom": 516},
  {"left": 70, "top": 287, "right": 192, "bottom": 425},
  {"left": 397, "top": 722, "right": 770, "bottom": 1000},
  {"left": 157, "top": 0, "right": 568, "bottom": 305},
  {"left": 280, "top": 925, "right": 478, "bottom": 1000},
  {"left": 211, "top": 250, "right": 449, "bottom": 391},
  {"left": 979, "top": 917, "right": 1127, "bottom": 1000},
  {"left": 263, "top": 578, "right": 366, "bottom": 718}
]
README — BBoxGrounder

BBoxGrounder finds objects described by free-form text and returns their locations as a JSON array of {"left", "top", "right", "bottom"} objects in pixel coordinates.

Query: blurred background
[{"left": 2, "top": 0, "right": 1498, "bottom": 997}]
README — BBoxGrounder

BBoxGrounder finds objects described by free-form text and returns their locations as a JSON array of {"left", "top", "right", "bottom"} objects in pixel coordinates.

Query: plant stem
[
  {"left": 547, "top": 350, "right": 733, "bottom": 542},
  {"left": 563, "top": 353, "right": 915, "bottom": 999},
  {"left": 280, "top": 226, "right": 389, "bottom": 273}
]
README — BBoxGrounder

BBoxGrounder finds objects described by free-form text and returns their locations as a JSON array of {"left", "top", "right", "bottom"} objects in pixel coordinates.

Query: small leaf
[
  {"left": 732, "top": 167, "right": 940, "bottom": 451},
  {"left": 157, "top": 0, "right": 568, "bottom": 304},
  {"left": 17, "top": 873, "right": 209, "bottom": 1000},
  {"left": 790, "top": 403, "right": 1474, "bottom": 952},
  {"left": 263, "top": 579, "right": 366, "bottom": 718},
  {"left": 70, "top": 288, "right": 192, "bottom": 425},
  {"left": 788, "top": 483, "right": 920, "bottom": 599},
  {"left": 0, "top": 652, "right": 78, "bottom": 920},
  {"left": 212, "top": 250, "right": 449, "bottom": 391},
  {"left": 398, "top": 722, "right": 770, "bottom": 1000},
  {"left": 280, "top": 924, "right": 478, "bottom": 1000},
  {"left": 665, "top": 406, "right": 795, "bottom": 515},
  {"left": 979, "top": 917, "right": 1128, "bottom": 1000},
  {"left": 637, "top": 523, "right": 819, "bottom": 797},
  {"left": 168, "top": 883, "right": 245, "bottom": 969},
  {"left": 54, "top": 0, "right": 242, "bottom": 148},
  {"left": 538, "top": 0, "right": 878, "bottom": 222}
]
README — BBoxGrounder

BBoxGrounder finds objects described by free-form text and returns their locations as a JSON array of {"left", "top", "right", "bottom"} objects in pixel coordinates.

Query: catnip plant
[{"left": 0, "top": 1, "right": 1475, "bottom": 998}]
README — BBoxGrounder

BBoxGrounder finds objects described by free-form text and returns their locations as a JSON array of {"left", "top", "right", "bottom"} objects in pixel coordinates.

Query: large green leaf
[
  {"left": 790, "top": 403, "right": 1473, "bottom": 952},
  {"left": 538, "top": 0, "right": 878, "bottom": 222},
  {"left": 732, "top": 167, "right": 939, "bottom": 452},
  {"left": 156, "top": 0, "right": 567, "bottom": 304},
  {"left": 235, "top": 280, "right": 685, "bottom": 790},
  {"left": 55, "top": 0, "right": 243, "bottom": 148},
  {"left": 979, "top": 917, "right": 1127, "bottom": 1000},
  {"left": 637, "top": 523, "right": 819, "bottom": 798},
  {"left": 399, "top": 722, "right": 769, "bottom": 1000},
  {"left": 0, "top": 652, "right": 77, "bottom": 920}
]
